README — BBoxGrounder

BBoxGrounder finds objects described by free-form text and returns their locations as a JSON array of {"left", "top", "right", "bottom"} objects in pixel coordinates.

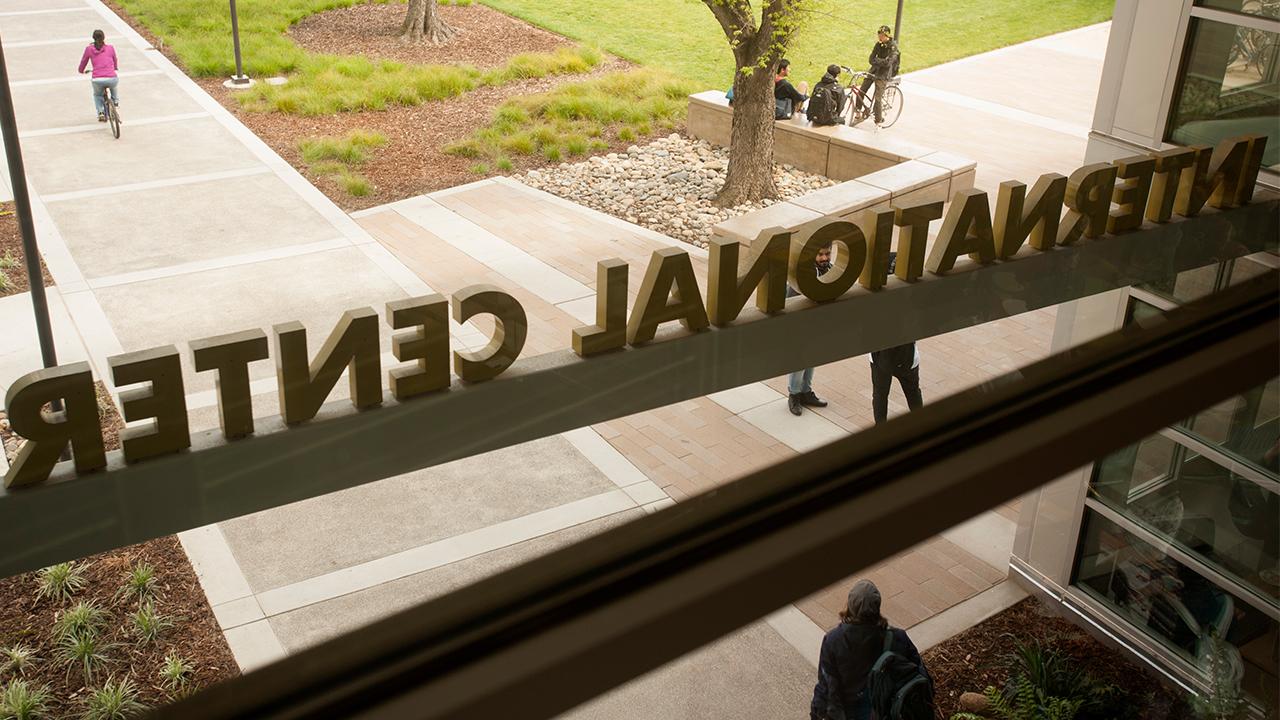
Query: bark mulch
[
  {"left": 923, "top": 597, "right": 1194, "bottom": 719},
  {"left": 0, "top": 384, "right": 239, "bottom": 714},
  {"left": 0, "top": 203, "right": 54, "bottom": 298},
  {"left": 289, "top": 3, "right": 576, "bottom": 67}
]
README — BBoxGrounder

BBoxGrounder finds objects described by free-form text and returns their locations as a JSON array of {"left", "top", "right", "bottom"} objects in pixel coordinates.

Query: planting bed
[{"left": 0, "top": 204, "right": 53, "bottom": 298}]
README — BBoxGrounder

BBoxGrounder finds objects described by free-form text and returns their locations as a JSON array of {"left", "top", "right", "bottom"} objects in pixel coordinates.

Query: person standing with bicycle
[
  {"left": 856, "top": 25, "right": 899, "bottom": 125},
  {"left": 78, "top": 30, "right": 119, "bottom": 123}
]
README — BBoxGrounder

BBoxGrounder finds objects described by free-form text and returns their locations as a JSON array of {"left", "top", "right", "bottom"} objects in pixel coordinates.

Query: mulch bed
[
  {"left": 104, "top": 0, "right": 648, "bottom": 211},
  {"left": 923, "top": 597, "right": 1194, "bottom": 719},
  {"left": 288, "top": 3, "right": 576, "bottom": 67},
  {"left": 0, "top": 203, "right": 54, "bottom": 297},
  {"left": 1, "top": 384, "right": 239, "bottom": 714}
]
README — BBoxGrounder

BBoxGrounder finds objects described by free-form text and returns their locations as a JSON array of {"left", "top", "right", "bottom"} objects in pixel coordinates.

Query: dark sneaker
[
  {"left": 788, "top": 394, "right": 803, "bottom": 416},
  {"left": 97, "top": 113, "right": 106, "bottom": 122},
  {"left": 799, "top": 391, "right": 828, "bottom": 408}
]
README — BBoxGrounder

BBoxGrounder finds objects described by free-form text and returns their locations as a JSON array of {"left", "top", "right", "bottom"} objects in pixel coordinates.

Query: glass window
[
  {"left": 1075, "top": 509, "right": 1279, "bottom": 703},
  {"left": 1199, "top": 0, "right": 1280, "bottom": 20},
  {"left": 1167, "top": 18, "right": 1280, "bottom": 173},
  {"left": 1091, "top": 434, "right": 1280, "bottom": 603},
  {"left": 1140, "top": 262, "right": 1224, "bottom": 304},
  {"left": 1124, "top": 296, "right": 1166, "bottom": 327},
  {"left": 1179, "top": 377, "right": 1280, "bottom": 476}
]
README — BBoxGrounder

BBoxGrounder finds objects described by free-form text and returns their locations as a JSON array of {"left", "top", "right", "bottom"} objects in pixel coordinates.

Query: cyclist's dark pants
[{"left": 858, "top": 76, "right": 887, "bottom": 122}]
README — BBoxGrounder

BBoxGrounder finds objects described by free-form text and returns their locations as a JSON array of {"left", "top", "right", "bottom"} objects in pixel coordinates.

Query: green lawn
[{"left": 478, "top": 0, "right": 1113, "bottom": 90}]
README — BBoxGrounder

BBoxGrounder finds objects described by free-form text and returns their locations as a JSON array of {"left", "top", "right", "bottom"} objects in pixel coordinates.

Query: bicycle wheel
[
  {"left": 107, "top": 98, "right": 120, "bottom": 139},
  {"left": 878, "top": 85, "right": 903, "bottom": 128}
]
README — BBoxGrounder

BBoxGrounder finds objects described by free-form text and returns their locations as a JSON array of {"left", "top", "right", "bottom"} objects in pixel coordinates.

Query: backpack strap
[
  {"left": 891, "top": 676, "right": 930, "bottom": 718},
  {"left": 883, "top": 627, "right": 894, "bottom": 654}
]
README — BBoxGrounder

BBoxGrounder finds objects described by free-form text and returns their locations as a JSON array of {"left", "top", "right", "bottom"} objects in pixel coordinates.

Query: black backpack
[
  {"left": 868, "top": 628, "right": 933, "bottom": 720},
  {"left": 807, "top": 82, "right": 839, "bottom": 125}
]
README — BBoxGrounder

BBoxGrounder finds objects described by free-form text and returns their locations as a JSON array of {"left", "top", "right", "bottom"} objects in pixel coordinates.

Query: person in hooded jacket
[
  {"left": 806, "top": 64, "right": 846, "bottom": 125},
  {"left": 78, "top": 29, "right": 119, "bottom": 122},
  {"left": 810, "top": 580, "right": 931, "bottom": 720}
]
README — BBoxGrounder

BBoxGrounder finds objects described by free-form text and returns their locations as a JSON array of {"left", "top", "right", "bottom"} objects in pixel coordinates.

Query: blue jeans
[
  {"left": 91, "top": 77, "right": 119, "bottom": 115},
  {"left": 788, "top": 367, "right": 814, "bottom": 395}
]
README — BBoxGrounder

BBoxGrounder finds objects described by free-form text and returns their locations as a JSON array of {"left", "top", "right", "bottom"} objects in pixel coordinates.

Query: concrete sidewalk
[{"left": 0, "top": 3, "right": 1110, "bottom": 716}]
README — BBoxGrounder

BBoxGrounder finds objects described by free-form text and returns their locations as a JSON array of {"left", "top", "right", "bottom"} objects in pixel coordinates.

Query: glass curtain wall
[
  {"left": 1167, "top": 2, "right": 1280, "bottom": 173},
  {"left": 1072, "top": 258, "right": 1279, "bottom": 708}
]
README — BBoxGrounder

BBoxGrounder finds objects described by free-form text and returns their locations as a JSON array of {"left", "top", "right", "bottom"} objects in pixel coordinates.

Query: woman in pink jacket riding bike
[{"left": 78, "top": 29, "right": 119, "bottom": 123}]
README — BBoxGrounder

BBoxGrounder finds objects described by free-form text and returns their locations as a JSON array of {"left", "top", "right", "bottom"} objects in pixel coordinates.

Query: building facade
[{"left": 1013, "top": 0, "right": 1279, "bottom": 710}]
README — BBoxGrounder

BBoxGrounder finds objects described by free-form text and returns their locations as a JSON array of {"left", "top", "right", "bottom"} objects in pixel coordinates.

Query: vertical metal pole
[
  {"left": 229, "top": 0, "right": 246, "bottom": 83},
  {"left": 0, "top": 32, "right": 58, "bottom": 374},
  {"left": 894, "top": 0, "right": 905, "bottom": 43}
]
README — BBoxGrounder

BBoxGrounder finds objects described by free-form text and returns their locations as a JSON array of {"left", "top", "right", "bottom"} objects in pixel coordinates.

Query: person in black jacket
[
  {"left": 775, "top": 59, "right": 809, "bottom": 119},
  {"left": 810, "top": 580, "right": 930, "bottom": 720},
  {"left": 855, "top": 25, "right": 900, "bottom": 124}
]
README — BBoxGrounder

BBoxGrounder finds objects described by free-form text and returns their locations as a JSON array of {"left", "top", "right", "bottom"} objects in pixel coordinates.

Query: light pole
[
  {"left": 225, "top": 0, "right": 254, "bottom": 89},
  {"left": 894, "top": 0, "right": 905, "bottom": 43},
  {"left": 0, "top": 32, "right": 60, "bottom": 381}
]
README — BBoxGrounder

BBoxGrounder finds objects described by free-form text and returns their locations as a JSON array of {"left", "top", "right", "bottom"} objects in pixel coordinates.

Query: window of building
[
  {"left": 1075, "top": 509, "right": 1279, "bottom": 704},
  {"left": 1167, "top": 14, "right": 1280, "bottom": 173}
]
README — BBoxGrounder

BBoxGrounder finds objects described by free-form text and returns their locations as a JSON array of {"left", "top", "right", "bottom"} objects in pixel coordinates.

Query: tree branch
[{"left": 701, "top": 0, "right": 755, "bottom": 45}]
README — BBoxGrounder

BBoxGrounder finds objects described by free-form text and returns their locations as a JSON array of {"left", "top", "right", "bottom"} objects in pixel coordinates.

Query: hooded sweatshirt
[{"left": 78, "top": 43, "right": 119, "bottom": 79}]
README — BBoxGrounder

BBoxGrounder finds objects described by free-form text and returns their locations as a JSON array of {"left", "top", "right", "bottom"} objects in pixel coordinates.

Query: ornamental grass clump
[
  {"left": 52, "top": 601, "right": 107, "bottom": 644},
  {"left": 35, "top": 562, "right": 86, "bottom": 603},
  {"left": 0, "top": 678, "right": 51, "bottom": 720},
  {"left": 81, "top": 677, "right": 145, "bottom": 720},
  {"left": 158, "top": 654, "right": 194, "bottom": 698},
  {"left": 56, "top": 633, "right": 114, "bottom": 683},
  {"left": 116, "top": 562, "right": 158, "bottom": 605},
  {"left": 0, "top": 645, "right": 37, "bottom": 677},
  {"left": 129, "top": 603, "right": 172, "bottom": 645}
]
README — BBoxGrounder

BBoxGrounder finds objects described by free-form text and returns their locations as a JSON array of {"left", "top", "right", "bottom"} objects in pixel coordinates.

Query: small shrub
[
  {"left": 564, "top": 135, "right": 589, "bottom": 156},
  {"left": 469, "top": 163, "right": 491, "bottom": 175},
  {"left": 617, "top": 126, "right": 635, "bottom": 142},
  {"left": 310, "top": 161, "right": 346, "bottom": 177},
  {"left": 0, "top": 678, "right": 51, "bottom": 720},
  {"left": 1, "top": 645, "right": 37, "bottom": 676},
  {"left": 543, "top": 146, "right": 562, "bottom": 162},
  {"left": 0, "top": 252, "right": 16, "bottom": 270},
  {"left": 116, "top": 562, "right": 158, "bottom": 605},
  {"left": 35, "top": 562, "right": 86, "bottom": 603},
  {"left": 158, "top": 654, "right": 193, "bottom": 698},
  {"left": 81, "top": 677, "right": 145, "bottom": 720},
  {"left": 0, "top": 270, "right": 10, "bottom": 292},
  {"left": 52, "top": 601, "right": 107, "bottom": 643},
  {"left": 495, "top": 157, "right": 514, "bottom": 172},
  {"left": 56, "top": 633, "right": 113, "bottom": 682},
  {"left": 298, "top": 130, "right": 387, "bottom": 165},
  {"left": 130, "top": 603, "right": 172, "bottom": 645}
]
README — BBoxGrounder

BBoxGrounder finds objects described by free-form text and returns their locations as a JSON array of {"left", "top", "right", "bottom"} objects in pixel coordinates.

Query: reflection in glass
[
  {"left": 1168, "top": 18, "right": 1280, "bottom": 171},
  {"left": 1141, "top": 262, "right": 1223, "bottom": 304},
  {"left": 1199, "top": 0, "right": 1280, "bottom": 19},
  {"left": 1075, "top": 510, "right": 1279, "bottom": 704},
  {"left": 1124, "top": 296, "right": 1165, "bottom": 328},
  {"left": 1179, "top": 377, "right": 1280, "bottom": 476}
]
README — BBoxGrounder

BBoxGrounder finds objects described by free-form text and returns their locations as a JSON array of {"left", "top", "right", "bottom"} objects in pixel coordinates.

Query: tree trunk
[
  {"left": 717, "top": 62, "right": 778, "bottom": 207},
  {"left": 400, "top": 0, "right": 458, "bottom": 45}
]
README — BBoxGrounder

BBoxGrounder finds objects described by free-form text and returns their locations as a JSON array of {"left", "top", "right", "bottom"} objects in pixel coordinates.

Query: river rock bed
[{"left": 517, "top": 134, "right": 834, "bottom": 248}]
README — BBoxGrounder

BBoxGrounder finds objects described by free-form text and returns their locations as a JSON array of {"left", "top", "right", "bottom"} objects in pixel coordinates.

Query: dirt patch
[
  {"left": 1, "top": 386, "right": 239, "bottom": 714},
  {"left": 195, "top": 57, "right": 636, "bottom": 211},
  {"left": 923, "top": 597, "right": 1193, "bottom": 719},
  {"left": 289, "top": 3, "right": 576, "bottom": 67},
  {"left": 0, "top": 203, "right": 54, "bottom": 297}
]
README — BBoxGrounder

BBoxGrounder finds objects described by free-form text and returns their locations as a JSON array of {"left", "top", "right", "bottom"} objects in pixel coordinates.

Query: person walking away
[
  {"left": 856, "top": 25, "right": 899, "bottom": 124},
  {"left": 788, "top": 241, "right": 833, "bottom": 416},
  {"left": 79, "top": 30, "right": 119, "bottom": 123},
  {"left": 810, "top": 580, "right": 933, "bottom": 720},
  {"left": 806, "top": 64, "right": 845, "bottom": 126},
  {"left": 775, "top": 59, "right": 809, "bottom": 119},
  {"left": 870, "top": 342, "right": 922, "bottom": 424}
]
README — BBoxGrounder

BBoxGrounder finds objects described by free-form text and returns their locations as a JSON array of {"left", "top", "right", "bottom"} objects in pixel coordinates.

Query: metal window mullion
[
  {"left": 1129, "top": 286, "right": 1180, "bottom": 313},
  {"left": 1157, "top": 425, "right": 1280, "bottom": 490},
  {"left": 1190, "top": 4, "right": 1280, "bottom": 33},
  {"left": 1083, "top": 497, "right": 1280, "bottom": 620}
]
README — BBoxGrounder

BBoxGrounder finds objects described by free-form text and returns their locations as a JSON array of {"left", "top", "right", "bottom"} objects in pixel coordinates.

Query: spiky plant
[
  {"left": 115, "top": 563, "right": 158, "bottom": 606},
  {"left": 80, "top": 676, "right": 145, "bottom": 720},
  {"left": 35, "top": 562, "right": 87, "bottom": 603},
  {"left": 1, "top": 645, "right": 37, "bottom": 676},
  {"left": 158, "top": 654, "right": 193, "bottom": 698},
  {"left": 129, "top": 603, "right": 171, "bottom": 645},
  {"left": 0, "top": 678, "right": 52, "bottom": 720},
  {"left": 55, "top": 632, "right": 113, "bottom": 683},
  {"left": 52, "top": 601, "right": 108, "bottom": 643}
]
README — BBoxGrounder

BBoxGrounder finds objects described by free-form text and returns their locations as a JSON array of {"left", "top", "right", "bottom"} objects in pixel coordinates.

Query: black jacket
[
  {"left": 813, "top": 73, "right": 846, "bottom": 115},
  {"left": 775, "top": 77, "right": 808, "bottom": 104},
  {"left": 868, "top": 39, "right": 900, "bottom": 79},
  {"left": 810, "top": 621, "right": 930, "bottom": 720}
]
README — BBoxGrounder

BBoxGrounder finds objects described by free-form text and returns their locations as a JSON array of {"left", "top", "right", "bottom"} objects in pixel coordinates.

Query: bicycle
[
  {"left": 97, "top": 82, "right": 120, "bottom": 139},
  {"left": 838, "top": 67, "right": 904, "bottom": 129}
]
